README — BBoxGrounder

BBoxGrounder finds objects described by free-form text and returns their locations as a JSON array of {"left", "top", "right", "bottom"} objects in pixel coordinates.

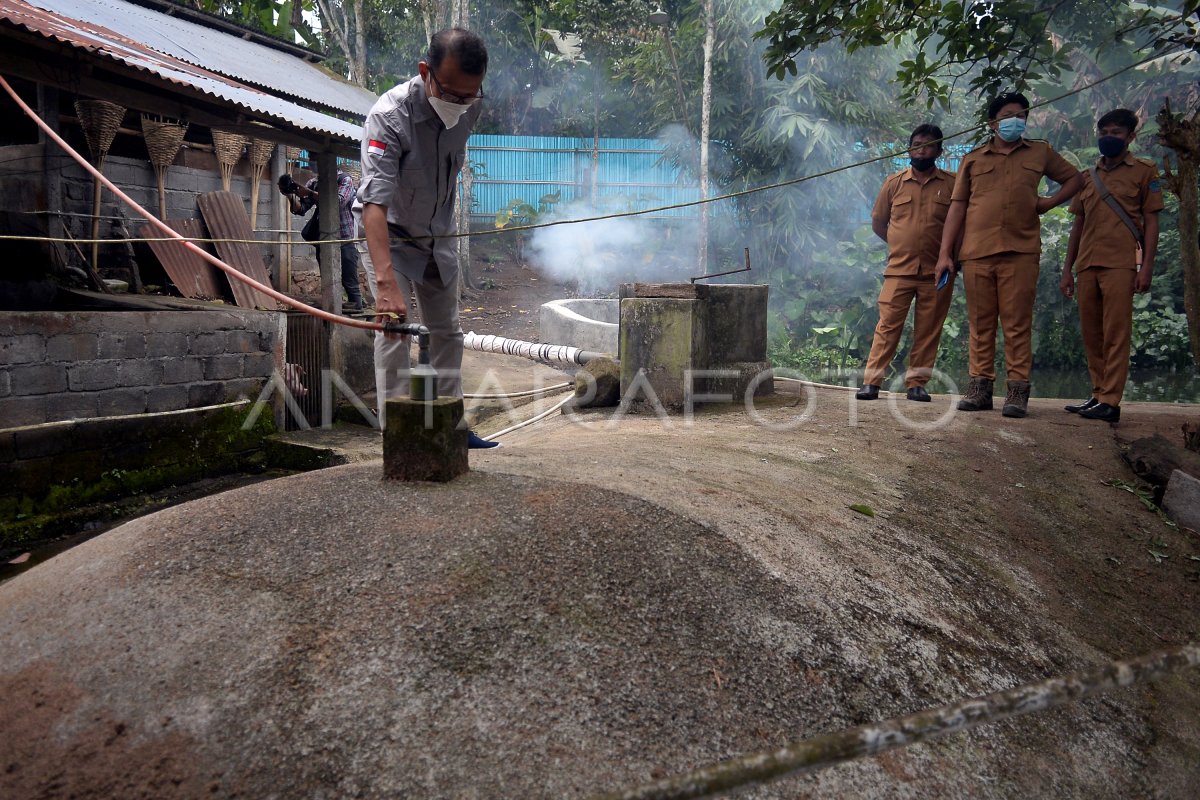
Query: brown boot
[
  {"left": 957, "top": 377, "right": 993, "bottom": 411},
  {"left": 1002, "top": 380, "right": 1031, "bottom": 418}
]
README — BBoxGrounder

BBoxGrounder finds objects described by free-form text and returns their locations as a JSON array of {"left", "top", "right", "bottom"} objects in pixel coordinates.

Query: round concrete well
[{"left": 538, "top": 298, "right": 618, "bottom": 355}]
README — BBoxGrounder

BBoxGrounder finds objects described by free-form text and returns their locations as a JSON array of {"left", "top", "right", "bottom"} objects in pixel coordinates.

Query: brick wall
[{"left": 0, "top": 309, "right": 285, "bottom": 428}]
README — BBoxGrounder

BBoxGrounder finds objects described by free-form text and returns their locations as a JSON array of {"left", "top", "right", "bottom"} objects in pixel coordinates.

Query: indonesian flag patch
[{"left": 367, "top": 139, "right": 387, "bottom": 156}]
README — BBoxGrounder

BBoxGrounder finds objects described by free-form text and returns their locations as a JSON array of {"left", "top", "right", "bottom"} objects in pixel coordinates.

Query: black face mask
[
  {"left": 910, "top": 156, "right": 937, "bottom": 172},
  {"left": 1098, "top": 135, "right": 1127, "bottom": 158}
]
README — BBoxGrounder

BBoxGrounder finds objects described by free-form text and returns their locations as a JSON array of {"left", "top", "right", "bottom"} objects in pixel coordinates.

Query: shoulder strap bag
[{"left": 1088, "top": 166, "right": 1143, "bottom": 266}]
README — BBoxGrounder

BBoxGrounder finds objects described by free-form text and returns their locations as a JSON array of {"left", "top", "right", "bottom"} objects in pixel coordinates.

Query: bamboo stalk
[{"left": 597, "top": 643, "right": 1200, "bottom": 800}]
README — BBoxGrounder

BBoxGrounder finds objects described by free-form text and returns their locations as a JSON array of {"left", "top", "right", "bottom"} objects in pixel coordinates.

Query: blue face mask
[
  {"left": 1098, "top": 135, "right": 1127, "bottom": 158},
  {"left": 996, "top": 117, "right": 1026, "bottom": 142}
]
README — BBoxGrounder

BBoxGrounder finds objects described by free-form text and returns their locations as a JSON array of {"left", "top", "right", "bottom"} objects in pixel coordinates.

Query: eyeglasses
[{"left": 427, "top": 68, "right": 484, "bottom": 105}]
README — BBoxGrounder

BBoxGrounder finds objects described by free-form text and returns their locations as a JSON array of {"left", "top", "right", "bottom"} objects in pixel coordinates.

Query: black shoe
[
  {"left": 1079, "top": 402, "right": 1120, "bottom": 423},
  {"left": 906, "top": 386, "right": 931, "bottom": 402},
  {"left": 855, "top": 384, "right": 879, "bottom": 400},
  {"left": 468, "top": 430, "right": 502, "bottom": 449},
  {"left": 1065, "top": 396, "right": 1098, "bottom": 414}
]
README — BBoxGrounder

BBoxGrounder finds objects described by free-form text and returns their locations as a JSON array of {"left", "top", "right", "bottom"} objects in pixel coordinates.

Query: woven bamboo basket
[
  {"left": 247, "top": 138, "right": 275, "bottom": 229},
  {"left": 74, "top": 99, "right": 126, "bottom": 270},
  {"left": 343, "top": 160, "right": 362, "bottom": 184},
  {"left": 285, "top": 146, "right": 302, "bottom": 165},
  {"left": 211, "top": 130, "right": 246, "bottom": 191},
  {"left": 141, "top": 115, "right": 188, "bottom": 220}
]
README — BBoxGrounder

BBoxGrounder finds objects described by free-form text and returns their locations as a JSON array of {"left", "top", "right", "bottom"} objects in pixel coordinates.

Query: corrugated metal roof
[
  {"left": 27, "top": 0, "right": 377, "bottom": 117},
  {"left": 1, "top": 0, "right": 364, "bottom": 142}
]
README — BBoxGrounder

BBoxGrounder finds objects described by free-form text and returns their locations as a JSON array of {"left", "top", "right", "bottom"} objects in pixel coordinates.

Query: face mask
[
  {"left": 910, "top": 156, "right": 937, "bottom": 172},
  {"left": 428, "top": 95, "right": 473, "bottom": 129},
  {"left": 996, "top": 117, "right": 1026, "bottom": 142},
  {"left": 1098, "top": 135, "right": 1127, "bottom": 158}
]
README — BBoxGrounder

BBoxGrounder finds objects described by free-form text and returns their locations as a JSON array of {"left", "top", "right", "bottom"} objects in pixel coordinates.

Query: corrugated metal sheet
[
  {"left": 27, "top": 0, "right": 377, "bottom": 117},
  {"left": 467, "top": 134, "right": 701, "bottom": 220},
  {"left": 0, "top": 0, "right": 364, "bottom": 142},
  {"left": 196, "top": 191, "right": 279, "bottom": 310},
  {"left": 139, "top": 217, "right": 227, "bottom": 301}
]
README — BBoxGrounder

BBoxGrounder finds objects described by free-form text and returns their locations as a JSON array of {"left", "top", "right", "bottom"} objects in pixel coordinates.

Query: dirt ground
[{"left": 3, "top": 238, "right": 1199, "bottom": 798}]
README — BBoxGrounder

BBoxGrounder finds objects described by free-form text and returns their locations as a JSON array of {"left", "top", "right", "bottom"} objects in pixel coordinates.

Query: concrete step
[{"left": 264, "top": 424, "right": 381, "bottom": 470}]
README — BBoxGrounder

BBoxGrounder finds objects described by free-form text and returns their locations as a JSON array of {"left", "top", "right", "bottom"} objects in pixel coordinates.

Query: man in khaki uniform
[
  {"left": 856, "top": 125, "right": 956, "bottom": 402},
  {"left": 935, "top": 92, "right": 1082, "bottom": 417},
  {"left": 1059, "top": 108, "right": 1163, "bottom": 423}
]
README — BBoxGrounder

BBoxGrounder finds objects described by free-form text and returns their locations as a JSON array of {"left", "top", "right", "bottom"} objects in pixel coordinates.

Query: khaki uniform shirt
[
  {"left": 871, "top": 167, "right": 956, "bottom": 277},
  {"left": 1068, "top": 153, "right": 1164, "bottom": 271},
  {"left": 356, "top": 75, "right": 481, "bottom": 284},
  {"left": 952, "top": 138, "right": 1079, "bottom": 261}
]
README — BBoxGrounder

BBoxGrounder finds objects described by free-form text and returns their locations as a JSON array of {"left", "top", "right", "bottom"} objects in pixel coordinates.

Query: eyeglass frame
[{"left": 426, "top": 67, "right": 485, "bottom": 105}]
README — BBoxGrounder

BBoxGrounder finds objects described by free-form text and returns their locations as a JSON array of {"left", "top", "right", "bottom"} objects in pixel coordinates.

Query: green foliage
[
  {"left": 756, "top": 0, "right": 1200, "bottom": 111},
  {"left": 494, "top": 192, "right": 561, "bottom": 228},
  {"left": 193, "top": 0, "right": 317, "bottom": 44},
  {"left": 767, "top": 329, "right": 858, "bottom": 376},
  {"left": 1133, "top": 297, "right": 1191, "bottom": 368}
]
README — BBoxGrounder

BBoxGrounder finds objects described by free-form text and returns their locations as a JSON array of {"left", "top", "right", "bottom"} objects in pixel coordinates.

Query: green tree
[
  {"left": 192, "top": 0, "right": 318, "bottom": 44},
  {"left": 756, "top": 0, "right": 1200, "bottom": 364},
  {"left": 615, "top": 1, "right": 920, "bottom": 365}
]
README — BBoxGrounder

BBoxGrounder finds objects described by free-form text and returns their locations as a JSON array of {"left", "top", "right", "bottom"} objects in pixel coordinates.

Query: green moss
[{"left": 1, "top": 405, "right": 277, "bottom": 548}]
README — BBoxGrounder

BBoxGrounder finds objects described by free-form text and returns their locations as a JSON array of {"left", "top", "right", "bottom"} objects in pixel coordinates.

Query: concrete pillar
[
  {"left": 619, "top": 296, "right": 706, "bottom": 412},
  {"left": 618, "top": 283, "right": 772, "bottom": 413},
  {"left": 382, "top": 397, "right": 469, "bottom": 482}
]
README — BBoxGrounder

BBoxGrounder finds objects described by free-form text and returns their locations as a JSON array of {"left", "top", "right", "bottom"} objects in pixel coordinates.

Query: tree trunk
[
  {"left": 1157, "top": 101, "right": 1200, "bottom": 366},
  {"left": 454, "top": 0, "right": 474, "bottom": 296},
  {"left": 352, "top": 0, "right": 367, "bottom": 86},
  {"left": 592, "top": 59, "right": 601, "bottom": 206},
  {"left": 699, "top": 0, "right": 715, "bottom": 276},
  {"left": 315, "top": 0, "right": 352, "bottom": 78}
]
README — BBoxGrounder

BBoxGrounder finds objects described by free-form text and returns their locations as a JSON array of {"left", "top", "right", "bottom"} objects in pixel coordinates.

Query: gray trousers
[{"left": 357, "top": 241, "right": 463, "bottom": 410}]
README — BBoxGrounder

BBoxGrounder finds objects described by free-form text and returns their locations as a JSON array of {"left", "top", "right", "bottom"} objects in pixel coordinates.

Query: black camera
[{"left": 277, "top": 174, "right": 300, "bottom": 195}]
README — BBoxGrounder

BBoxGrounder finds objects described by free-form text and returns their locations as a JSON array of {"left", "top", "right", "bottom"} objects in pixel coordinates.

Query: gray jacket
[{"left": 356, "top": 75, "right": 481, "bottom": 285}]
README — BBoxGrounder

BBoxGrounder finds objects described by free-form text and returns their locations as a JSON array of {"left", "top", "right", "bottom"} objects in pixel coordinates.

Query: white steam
[{"left": 527, "top": 201, "right": 702, "bottom": 295}]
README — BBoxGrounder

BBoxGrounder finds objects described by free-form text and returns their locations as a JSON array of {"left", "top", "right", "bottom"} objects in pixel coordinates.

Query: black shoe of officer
[
  {"left": 1064, "top": 396, "right": 1098, "bottom": 414},
  {"left": 906, "top": 386, "right": 931, "bottom": 402},
  {"left": 1079, "top": 402, "right": 1120, "bottom": 423},
  {"left": 855, "top": 384, "right": 879, "bottom": 400}
]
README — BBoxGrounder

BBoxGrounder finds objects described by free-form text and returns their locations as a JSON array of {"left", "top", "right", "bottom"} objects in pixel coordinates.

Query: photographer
[{"left": 278, "top": 169, "right": 365, "bottom": 313}]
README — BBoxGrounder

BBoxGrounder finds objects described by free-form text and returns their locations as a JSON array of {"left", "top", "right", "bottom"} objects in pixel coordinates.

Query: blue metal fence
[{"left": 466, "top": 134, "right": 700, "bottom": 222}]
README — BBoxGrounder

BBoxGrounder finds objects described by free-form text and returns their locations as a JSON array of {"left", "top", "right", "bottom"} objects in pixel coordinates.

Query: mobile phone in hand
[{"left": 937, "top": 270, "right": 950, "bottom": 290}]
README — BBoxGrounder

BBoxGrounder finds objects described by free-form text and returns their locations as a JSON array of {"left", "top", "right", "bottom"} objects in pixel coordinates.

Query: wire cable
[
  {"left": 7, "top": 49, "right": 1179, "bottom": 253},
  {"left": 483, "top": 392, "right": 574, "bottom": 440},
  {"left": 465, "top": 382, "right": 572, "bottom": 400}
]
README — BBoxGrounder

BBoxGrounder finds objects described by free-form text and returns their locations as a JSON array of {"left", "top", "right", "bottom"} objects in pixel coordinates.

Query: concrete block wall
[
  {"left": 0, "top": 309, "right": 285, "bottom": 428},
  {"left": 60, "top": 155, "right": 276, "bottom": 232}
]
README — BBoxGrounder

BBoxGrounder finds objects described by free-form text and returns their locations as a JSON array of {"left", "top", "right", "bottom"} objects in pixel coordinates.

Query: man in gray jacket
[{"left": 357, "top": 28, "right": 498, "bottom": 447}]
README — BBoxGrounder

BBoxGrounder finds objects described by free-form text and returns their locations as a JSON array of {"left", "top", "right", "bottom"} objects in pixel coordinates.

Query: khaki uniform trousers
[
  {"left": 961, "top": 252, "right": 1040, "bottom": 382},
  {"left": 1076, "top": 267, "right": 1135, "bottom": 406},
  {"left": 357, "top": 241, "right": 464, "bottom": 417},
  {"left": 862, "top": 274, "right": 955, "bottom": 388}
]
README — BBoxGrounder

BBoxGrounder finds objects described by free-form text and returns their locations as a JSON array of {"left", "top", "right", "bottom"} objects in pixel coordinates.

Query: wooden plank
[
  {"left": 197, "top": 191, "right": 282, "bottom": 310},
  {"left": 58, "top": 287, "right": 227, "bottom": 312},
  {"left": 620, "top": 282, "right": 706, "bottom": 300},
  {"left": 139, "top": 218, "right": 227, "bottom": 301}
]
